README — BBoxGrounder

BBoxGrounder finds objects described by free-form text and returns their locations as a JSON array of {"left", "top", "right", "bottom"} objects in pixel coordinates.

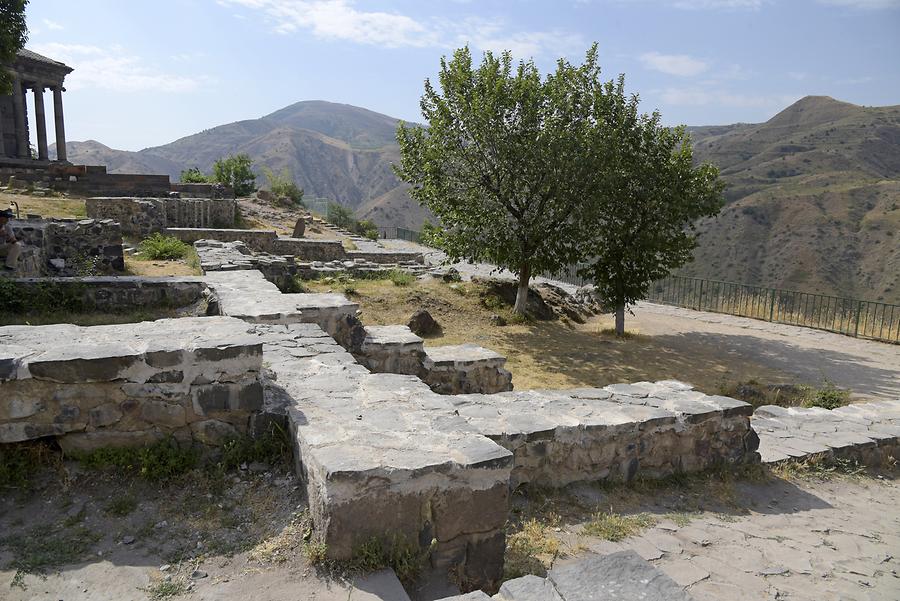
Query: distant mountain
[
  {"left": 684, "top": 96, "right": 900, "bottom": 303},
  {"left": 65, "top": 96, "right": 900, "bottom": 302},
  {"left": 64, "top": 100, "right": 413, "bottom": 215}
]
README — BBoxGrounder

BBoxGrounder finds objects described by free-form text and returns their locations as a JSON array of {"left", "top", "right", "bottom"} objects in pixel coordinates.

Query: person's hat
[{"left": 0, "top": 208, "right": 14, "bottom": 219}]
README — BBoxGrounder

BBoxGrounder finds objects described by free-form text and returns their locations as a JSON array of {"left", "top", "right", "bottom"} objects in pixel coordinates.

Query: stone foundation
[
  {"left": 6, "top": 276, "right": 206, "bottom": 311},
  {"left": 423, "top": 345, "right": 513, "bottom": 395},
  {"left": 10, "top": 217, "right": 125, "bottom": 275},
  {"left": 0, "top": 317, "right": 263, "bottom": 451},
  {"left": 86, "top": 197, "right": 237, "bottom": 237},
  {"left": 194, "top": 240, "right": 298, "bottom": 290}
]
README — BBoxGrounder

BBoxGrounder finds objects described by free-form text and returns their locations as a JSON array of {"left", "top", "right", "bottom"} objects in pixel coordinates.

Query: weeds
[
  {"left": 802, "top": 381, "right": 850, "bottom": 409},
  {"left": 505, "top": 517, "right": 561, "bottom": 579},
  {"left": 388, "top": 269, "right": 415, "bottom": 287},
  {"left": 3, "top": 523, "right": 101, "bottom": 589},
  {"left": 0, "top": 441, "right": 59, "bottom": 488},
  {"left": 771, "top": 454, "right": 865, "bottom": 481},
  {"left": 105, "top": 494, "right": 138, "bottom": 516},
  {"left": 218, "top": 423, "right": 291, "bottom": 471},
  {"left": 348, "top": 535, "right": 433, "bottom": 584},
  {"left": 138, "top": 234, "right": 190, "bottom": 260},
  {"left": 73, "top": 437, "right": 199, "bottom": 481},
  {"left": 582, "top": 511, "right": 656, "bottom": 541},
  {"left": 142, "top": 579, "right": 188, "bottom": 600}
]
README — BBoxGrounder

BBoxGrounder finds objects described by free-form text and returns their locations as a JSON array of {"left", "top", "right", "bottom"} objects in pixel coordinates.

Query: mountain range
[{"left": 64, "top": 96, "right": 900, "bottom": 303}]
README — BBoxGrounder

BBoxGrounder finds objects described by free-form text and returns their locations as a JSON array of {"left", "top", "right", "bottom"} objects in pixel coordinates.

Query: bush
[
  {"left": 218, "top": 423, "right": 291, "bottom": 471},
  {"left": 355, "top": 219, "right": 379, "bottom": 240},
  {"left": 262, "top": 167, "right": 304, "bottom": 206},
  {"left": 388, "top": 269, "right": 415, "bottom": 287},
  {"left": 326, "top": 202, "right": 356, "bottom": 230},
  {"left": 73, "top": 437, "right": 199, "bottom": 481},
  {"left": 138, "top": 233, "right": 190, "bottom": 260},
  {"left": 803, "top": 382, "right": 850, "bottom": 410},
  {"left": 179, "top": 167, "right": 210, "bottom": 183},
  {"left": 213, "top": 153, "right": 256, "bottom": 197},
  {"left": 0, "top": 278, "right": 86, "bottom": 315}
]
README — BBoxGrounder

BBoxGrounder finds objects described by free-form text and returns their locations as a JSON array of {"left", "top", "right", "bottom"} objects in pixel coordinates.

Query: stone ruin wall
[
  {"left": 8, "top": 276, "right": 207, "bottom": 311},
  {"left": 85, "top": 197, "right": 237, "bottom": 237},
  {"left": 0, "top": 317, "right": 264, "bottom": 453},
  {"left": 10, "top": 218, "right": 125, "bottom": 277}
]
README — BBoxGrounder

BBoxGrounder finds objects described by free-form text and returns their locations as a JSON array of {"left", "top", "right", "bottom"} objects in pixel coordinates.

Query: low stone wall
[
  {"left": 423, "top": 345, "right": 514, "bottom": 395},
  {"left": 272, "top": 237, "right": 348, "bottom": 262},
  {"left": 450, "top": 382, "right": 758, "bottom": 489},
  {"left": 10, "top": 218, "right": 125, "bottom": 275},
  {"left": 167, "top": 228, "right": 277, "bottom": 252},
  {"left": 1, "top": 165, "right": 171, "bottom": 197},
  {"left": 0, "top": 317, "right": 263, "bottom": 452},
  {"left": 359, "top": 325, "right": 425, "bottom": 375},
  {"left": 346, "top": 249, "right": 425, "bottom": 265},
  {"left": 6, "top": 276, "right": 207, "bottom": 311},
  {"left": 296, "top": 260, "right": 430, "bottom": 280},
  {"left": 169, "top": 182, "right": 234, "bottom": 199},
  {"left": 86, "top": 198, "right": 237, "bottom": 237},
  {"left": 753, "top": 401, "right": 900, "bottom": 465},
  {"left": 194, "top": 240, "right": 298, "bottom": 291}
]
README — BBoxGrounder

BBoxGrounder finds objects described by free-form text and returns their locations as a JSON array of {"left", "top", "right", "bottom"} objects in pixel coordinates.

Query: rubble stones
[{"left": 408, "top": 309, "right": 441, "bottom": 337}]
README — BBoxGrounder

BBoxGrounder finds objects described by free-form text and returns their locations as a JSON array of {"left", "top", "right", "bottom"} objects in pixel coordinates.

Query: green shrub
[
  {"left": 212, "top": 154, "right": 256, "bottom": 197},
  {"left": 179, "top": 167, "right": 210, "bottom": 183},
  {"left": 0, "top": 443, "right": 54, "bottom": 488},
  {"left": 73, "top": 437, "right": 199, "bottom": 481},
  {"left": 138, "top": 233, "right": 190, "bottom": 260},
  {"left": 349, "top": 535, "right": 433, "bottom": 584},
  {"left": 355, "top": 219, "right": 379, "bottom": 240},
  {"left": 262, "top": 167, "right": 304, "bottom": 206},
  {"left": 803, "top": 382, "right": 850, "bottom": 410},
  {"left": 0, "top": 278, "right": 86, "bottom": 315},
  {"left": 388, "top": 269, "right": 415, "bottom": 287},
  {"left": 218, "top": 423, "right": 291, "bottom": 471},
  {"left": 326, "top": 202, "right": 356, "bottom": 230}
]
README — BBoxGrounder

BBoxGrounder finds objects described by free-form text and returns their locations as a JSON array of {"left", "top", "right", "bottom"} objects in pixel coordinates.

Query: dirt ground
[
  {"left": 509, "top": 462, "right": 900, "bottom": 601},
  {"left": 303, "top": 277, "right": 899, "bottom": 399}
]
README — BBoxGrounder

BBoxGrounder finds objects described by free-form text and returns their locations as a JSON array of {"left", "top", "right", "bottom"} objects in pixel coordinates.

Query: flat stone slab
[
  {"left": 548, "top": 551, "right": 695, "bottom": 601},
  {"left": 751, "top": 400, "right": 900, "bottom": 464},
  {"left": 363, "top": 325, "right": 424, "bottom": 348},
  {"left": 424, "top": 344, "right": 507, "bottom": 367}
]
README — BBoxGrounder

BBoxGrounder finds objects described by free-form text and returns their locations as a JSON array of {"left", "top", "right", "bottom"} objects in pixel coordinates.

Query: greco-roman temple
[{"left": 0, "top": 49, "right": 72, "bottom": 164}]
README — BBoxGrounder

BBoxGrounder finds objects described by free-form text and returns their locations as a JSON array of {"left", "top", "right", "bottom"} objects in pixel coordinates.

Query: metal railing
[
  {"left": 647, "top": 275, "right": 900, "bottom": 343},
  {"left": 377, "top": 226, "right": 422, "bottom": 243}
]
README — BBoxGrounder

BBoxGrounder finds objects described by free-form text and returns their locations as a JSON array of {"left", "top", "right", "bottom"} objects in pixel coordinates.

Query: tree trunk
[
  {"left": 513, "top": 262, "right": 531, "bottom": 315},
  {"left": 615, "top": 303, "right": 625, "bottom": 337}
]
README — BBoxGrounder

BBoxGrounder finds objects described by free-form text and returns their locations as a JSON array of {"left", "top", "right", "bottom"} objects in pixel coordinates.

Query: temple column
[
  {"left": 0, "top": 101, "right": 6, "bottom": 157},
  {"left": 52, "top": 86, "right": 67, "bottom": 162},
  {"left": 12, "top": 76, "right": 29, "bottom": 158},
  {"left": 33, "top": 86, "right": 48, "bottom": 161}
]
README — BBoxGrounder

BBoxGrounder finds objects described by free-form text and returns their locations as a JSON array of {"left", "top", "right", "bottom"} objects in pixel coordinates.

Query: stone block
[
  {"left": 141, "top": 400, "right": 187, "bottom": 428},
  {"left": 57, "top": 429, "right": 165, "bottom": 453},
  {"left": 548, "top": 551, "right": 694, "bottom": 601},
  {"left": 191, "top": 419, "right": 239, "bottom": 445},
  {"left": 89, "top": 403, "right": 123, "bottom": 427}
]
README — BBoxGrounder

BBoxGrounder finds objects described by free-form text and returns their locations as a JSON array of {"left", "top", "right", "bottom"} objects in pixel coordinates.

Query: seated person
[{"left": 0, "top": 208, "right": 21, "bottom": 272}]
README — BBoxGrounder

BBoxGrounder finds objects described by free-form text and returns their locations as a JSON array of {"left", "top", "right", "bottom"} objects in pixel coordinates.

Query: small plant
[
  {"left": 802, "top": 381, "right": 850, "bottom": 410},
  {"left": 104, "top": 494, "right": 138, "bottom": 516},
  {"left": 73, "top": 437, "right": 199, "bottom": 481},
  {"left": 348, "top": 535, "right": 433, "bottom": 584},
  {"left": 505, "top": 518, "right": 561, "bottom": 579},
  {"left": 303, "top": 540, "right": 329, "bottom": 563},
  {"left": 0, "top": 442, "right": 56, "bottom": 488},
  {"left": 4, "top": 523, "right": 101, "bottom": 588},
  {"left": 142, "top": 579, "right": 188, "bottom": 600},
  {"left": 388, "top": 269, "right": 415, "bottom": 287},
  {"left": 218, "top": 423, "right": 291, "bottom": 471},
  {"left": 283, "top": 276, "right": 309, "bottom": 293},
  {"left": 138, "top": 234, "right": 190, "bottom": 261},
  {"left": 582, "top": 511, "right": 656, "bottom": 542}
]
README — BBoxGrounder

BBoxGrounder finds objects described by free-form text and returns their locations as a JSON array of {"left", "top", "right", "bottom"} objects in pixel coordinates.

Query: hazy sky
[{"left": 22, "top": 0, "right": 900, "bottom": 151}]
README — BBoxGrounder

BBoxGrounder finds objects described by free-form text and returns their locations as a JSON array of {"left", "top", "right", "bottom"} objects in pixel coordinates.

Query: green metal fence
[
  {"left": 377, "top": 226, "right": 422, "bottom": 243},
  {"left": 648, "top": 275, "right": 900, "bottom": 343}
]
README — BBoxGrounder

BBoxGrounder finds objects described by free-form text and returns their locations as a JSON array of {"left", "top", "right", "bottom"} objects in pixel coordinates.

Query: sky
[{"left": 21, "top": 0, "right": 900, "bottom": 151}]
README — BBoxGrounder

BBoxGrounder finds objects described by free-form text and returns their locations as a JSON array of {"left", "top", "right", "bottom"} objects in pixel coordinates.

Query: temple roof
[{"left": 15, "top": 48, "right": 73, "bottom": 74}]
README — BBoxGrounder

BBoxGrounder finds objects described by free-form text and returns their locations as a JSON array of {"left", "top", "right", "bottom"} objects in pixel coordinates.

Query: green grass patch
[
  {"left": 347, "top": 535, "right": 433, "bottom": 584},
  {"left": 218, "top": 422, "right": 292, "bottom": 471},
  {"left": 72, "top": 437, "right": 199, "bottom": 482},
  {"left": 138, "top": 233, "right": 190, "bottom": 260},
  {"left": 388, "top": 269, "right": 415, "bottom": 287}
]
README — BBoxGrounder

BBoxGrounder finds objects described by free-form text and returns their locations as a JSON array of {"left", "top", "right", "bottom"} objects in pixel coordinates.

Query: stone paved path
[{"left": 566, "top": 475, "right": 900, "bottom": 601}]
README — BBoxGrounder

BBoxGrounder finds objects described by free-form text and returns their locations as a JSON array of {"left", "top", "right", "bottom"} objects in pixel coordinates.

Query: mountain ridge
[{"left": 62, "top": 96, "right": 900, "bottom": 302}]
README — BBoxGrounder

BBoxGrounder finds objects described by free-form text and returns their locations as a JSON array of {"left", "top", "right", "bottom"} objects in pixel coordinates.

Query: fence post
[
  {"left": 768, "top": 289, "right": 776, "bottom": 322},
  {"left": 697, "top": 280, "right": 704, "bottom": 311},
  {"left": 854, "top": 301, "right": 862, "bottom": 337}
]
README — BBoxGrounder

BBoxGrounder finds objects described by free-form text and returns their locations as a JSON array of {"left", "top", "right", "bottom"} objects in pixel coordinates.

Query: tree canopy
[
  {"left": 212, "top": 154, "right": 256, "bottom": 197},
  {"left": 0, "top": 0, "right": 29, "bottom": 96},
  {"left": 398, "top": 44, "right": 724, "bottom": 326},
  {"left": 396, "top": 46, "right": 601, "bottom": 313},
  {"left": 577, "top": 82, "right": 724, "bottom": 334}
]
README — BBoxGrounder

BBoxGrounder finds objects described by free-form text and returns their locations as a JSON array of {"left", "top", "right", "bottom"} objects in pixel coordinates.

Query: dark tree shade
[{"left": 0, "top": 0, "right": 28, "bottom": 95}]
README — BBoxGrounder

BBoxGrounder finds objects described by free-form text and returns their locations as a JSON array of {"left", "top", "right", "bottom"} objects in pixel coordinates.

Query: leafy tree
[
  {"left": 179, "top": 167, "right": 210, "bottom": 183},
  {"left": 262, "top": 167, "right": 304, "bottom": 206},
  {"left": 0, "top": 0, "right": 28, "bottom": 96},
  {"left": 577, "top": 84, "right": 724, "bottom": 336},
  {"left": 396, "top": 46, "right": 600, "bottom": 314},
  {"left": 355, "top": 219, "right": 379, "bottom": 240},
  {"left": 212, "top": 154, "right": 256, "bottom": 196},
  {"left": 326, "top": 202, "right": 355, "bottom": 230}
]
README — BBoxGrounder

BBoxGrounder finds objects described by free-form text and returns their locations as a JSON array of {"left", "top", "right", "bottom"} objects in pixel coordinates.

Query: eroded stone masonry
[{"left": 2, "top": 265, "right": 898, "bottom": 593}]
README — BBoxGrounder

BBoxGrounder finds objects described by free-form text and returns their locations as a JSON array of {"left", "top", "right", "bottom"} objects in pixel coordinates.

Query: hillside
[
  {"left": 63, "top": 100, "right": 412, "bottom": 212},
  {"left": 684, "top": 96, "right": 900, "bottom": 303},
  {"left": 64, "top": 96, "right": 900, "bottom": 302}
]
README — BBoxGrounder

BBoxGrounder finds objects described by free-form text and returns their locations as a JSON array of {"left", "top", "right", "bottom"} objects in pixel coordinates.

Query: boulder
[
  {"left": 408, "top": 309, "right": 442, "bottom": 337},
  {"left": 292, "top": 217, "right": 306, "bottom": 238}
]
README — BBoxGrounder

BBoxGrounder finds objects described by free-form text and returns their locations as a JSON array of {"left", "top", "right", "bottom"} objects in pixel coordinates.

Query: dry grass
[
  {"left": 302, "top": 277, "right": 797, "bottom": 393},
  {"left": 504, "top": 517, "right": 562, "bottom": 579},
  {"left": 1, "top": 191, "right": 86, "bottom": 219},
  {"left": 125, "top": 248, "right": 201, "bottom": 277},
  {"left": 582, "top": 511, "right": 657, "bottom": 541}
]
